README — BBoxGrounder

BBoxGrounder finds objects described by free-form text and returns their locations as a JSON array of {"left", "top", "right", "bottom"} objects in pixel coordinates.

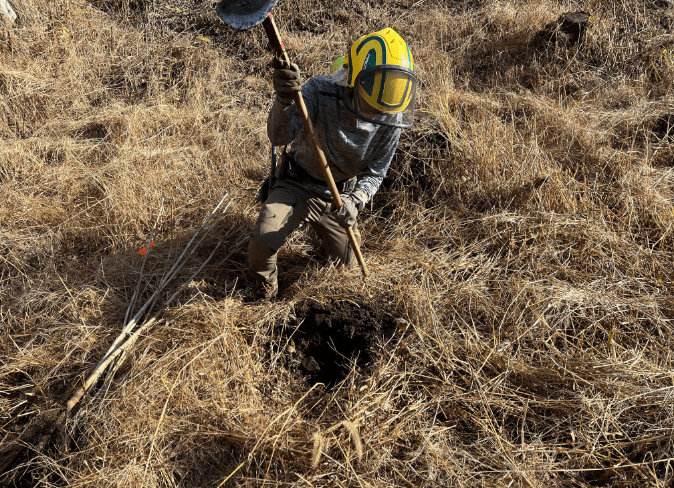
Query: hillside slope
[{"left": 1, "top": 0, "right": 674, "bottom": 486}]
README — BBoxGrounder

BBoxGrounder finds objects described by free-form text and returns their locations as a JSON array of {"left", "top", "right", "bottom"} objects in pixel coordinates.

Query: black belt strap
[{"left": 283, "top": 153, "right": 355, "bottom": 193}]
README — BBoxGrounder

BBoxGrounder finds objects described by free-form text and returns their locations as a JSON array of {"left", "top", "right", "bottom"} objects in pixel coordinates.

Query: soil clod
[
  {"left": 0, "top": 408, "right": 66, "bottom": 485},
  {"left": 283, "top": 300, "right": 400, "bottom": 386},
  {"left": 532, "top": 11, "right": 590, "bottom": 50}
]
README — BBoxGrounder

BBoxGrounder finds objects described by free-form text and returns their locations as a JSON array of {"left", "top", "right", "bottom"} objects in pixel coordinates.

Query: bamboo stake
[
  {"left": 95, "top": 193, "right": 229, "bottom": 370},
  {"left": 142, "top": 199, "right": 231, "bottom": 320},
  {"left": 65, "top": 195, "right": 230, "bottom": 413},
  {"left": 109, "top": 241, "right": 223, "bottom": 377},
  {"left": 124, "top": 201, "right": 164, "bottom": 328},
  {"left": 66, "top": 239, "right": 224, "bottom": 412}
]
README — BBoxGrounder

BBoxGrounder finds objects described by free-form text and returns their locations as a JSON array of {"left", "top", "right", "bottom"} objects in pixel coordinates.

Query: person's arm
[
  {"left": 332, "top": 138, "right": 398, "bottom": 228},
  {"left": 267, "top": 77, "right": 319, "bottom": 146},
  {"left": 267, "top": 98, "right": 298, "bottom": 146},
  {"left": 350, "top": 129, "right": 401, "bottom": 208}
]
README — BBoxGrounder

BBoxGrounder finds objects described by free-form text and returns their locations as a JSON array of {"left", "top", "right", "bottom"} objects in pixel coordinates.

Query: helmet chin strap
[{"left": 342, "top": 87, "right": 356, "bottom": 113}]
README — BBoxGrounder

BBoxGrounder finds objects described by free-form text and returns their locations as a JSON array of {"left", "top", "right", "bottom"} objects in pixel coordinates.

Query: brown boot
[{"left": 253, "top": 278, "right": 278, "bottom": 302}]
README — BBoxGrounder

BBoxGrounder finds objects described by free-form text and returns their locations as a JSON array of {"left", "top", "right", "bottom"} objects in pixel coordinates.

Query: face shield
[{"left": 353, "top": 64, "right": 417, "bottom": 129}]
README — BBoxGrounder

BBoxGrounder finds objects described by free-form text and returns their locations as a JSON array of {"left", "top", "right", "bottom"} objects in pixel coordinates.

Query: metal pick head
[{"left": 215, "top": 0, "right": 278, "bottom": 30}]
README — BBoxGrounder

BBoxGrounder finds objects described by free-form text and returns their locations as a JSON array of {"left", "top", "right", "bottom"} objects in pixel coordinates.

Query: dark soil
[
  {"left": 531, "top": 11, "right": 591, "bottom": 51},
  {"left": 282, "top": 300, "right": 401, "bottom": 386},
  {"left": 0, "top": 408, "right": 66, "bottom": 487}
]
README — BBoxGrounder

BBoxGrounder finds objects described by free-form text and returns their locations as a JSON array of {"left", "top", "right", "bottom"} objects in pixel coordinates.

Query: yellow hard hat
[{"left": 347, "top": 28, "right": 417, "bottom": 128}]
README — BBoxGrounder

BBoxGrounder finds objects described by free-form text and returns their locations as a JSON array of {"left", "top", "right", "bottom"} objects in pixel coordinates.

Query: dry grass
[{"left": 1, "top": 0, "right": 674, "bottom": 486}]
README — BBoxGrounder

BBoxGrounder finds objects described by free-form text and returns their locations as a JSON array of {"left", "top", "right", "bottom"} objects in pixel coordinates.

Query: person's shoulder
[
  {"left": 305, "top": 75, "right": 338, "bottom": 93},
  {"left": 309, "top": 74, "right": 334, "bottom": 84}
]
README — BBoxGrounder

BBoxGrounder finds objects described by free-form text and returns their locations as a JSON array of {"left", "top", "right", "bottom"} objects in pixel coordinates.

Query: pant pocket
[{"left": 253, "top": 187, "right": 298, "bottom": 251}]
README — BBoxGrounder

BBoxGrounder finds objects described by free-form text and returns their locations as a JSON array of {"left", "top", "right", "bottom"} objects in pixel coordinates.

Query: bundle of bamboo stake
[
  {"left": 0, "top": 193, "right": 233, "bottom": 473},
  {"left": 67, "top": 192, "right": 233, "bottom": 412}
]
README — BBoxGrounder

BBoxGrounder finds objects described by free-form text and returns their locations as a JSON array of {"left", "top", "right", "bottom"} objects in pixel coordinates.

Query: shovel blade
[{"left": 215, "top": 0, "right": 278, "bottom": 30}]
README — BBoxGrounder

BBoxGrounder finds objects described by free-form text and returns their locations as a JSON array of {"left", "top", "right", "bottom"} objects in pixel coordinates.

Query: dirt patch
[
  {"left": 531, "top": 11, "right": 590, "bottom": 51},
  {"left": 282, "top": 300, "right": 401, "bottom": 386},
  {"left": 381, "top": 127, "right": 451, "bottom": 207},
  {"left": 0, "top": 408, "right": 66, "bottom": 487}
]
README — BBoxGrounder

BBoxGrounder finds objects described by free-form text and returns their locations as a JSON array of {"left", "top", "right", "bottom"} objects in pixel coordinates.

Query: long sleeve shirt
[{"left": 267, "top": 75, "right": 401, "bottom": 204}]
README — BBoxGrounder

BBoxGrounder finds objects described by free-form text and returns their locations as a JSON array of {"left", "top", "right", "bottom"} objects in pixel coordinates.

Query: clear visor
[{"left": 354, "top": 65, "right": 417, "bottom": 129}]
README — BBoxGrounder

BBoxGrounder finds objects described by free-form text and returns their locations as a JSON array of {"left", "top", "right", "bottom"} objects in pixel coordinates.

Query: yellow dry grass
[{"left": 1, "top": 0, "right": 674, "bottom": 486}]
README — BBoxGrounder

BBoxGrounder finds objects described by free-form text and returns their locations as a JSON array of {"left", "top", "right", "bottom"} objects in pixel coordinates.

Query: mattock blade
[{"left": 215, "top": 0, "right": 279, "bottom": 30}]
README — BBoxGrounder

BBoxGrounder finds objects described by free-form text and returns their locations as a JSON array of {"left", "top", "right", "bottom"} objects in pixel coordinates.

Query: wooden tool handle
[{"left": 262, "top": 14, "right": 369, "bottom": 277}]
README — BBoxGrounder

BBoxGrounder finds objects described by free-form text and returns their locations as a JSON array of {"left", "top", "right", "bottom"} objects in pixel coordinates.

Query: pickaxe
[{"left": 215, "top": 0, "right": 370, "bottom": 278}]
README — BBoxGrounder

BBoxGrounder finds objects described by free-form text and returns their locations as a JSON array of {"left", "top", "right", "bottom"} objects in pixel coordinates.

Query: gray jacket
[{"left": 267, "top": 75, "right": 401, "bottom": 205}]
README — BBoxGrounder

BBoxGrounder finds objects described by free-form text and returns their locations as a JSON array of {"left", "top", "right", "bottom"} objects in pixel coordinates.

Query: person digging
[{"left": 249, "top": 28, "right": 418, "bottom": 301}]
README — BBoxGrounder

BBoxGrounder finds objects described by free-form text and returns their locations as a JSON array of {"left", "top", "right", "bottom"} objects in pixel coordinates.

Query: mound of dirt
[
  {"left": 283, "top": 300, "right": 401, "bottom": 386},
  {"left": 531, "top": 11, "right": 590, "bottom": 50}
]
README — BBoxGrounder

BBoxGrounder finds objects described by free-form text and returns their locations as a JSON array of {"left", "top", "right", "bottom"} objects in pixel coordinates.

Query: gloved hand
[
  {"left": 271, "top": 57, "right": 301, "bottom": 104},
  {"left": 331, "top": 195, "right": 359, "bottom": 229}
]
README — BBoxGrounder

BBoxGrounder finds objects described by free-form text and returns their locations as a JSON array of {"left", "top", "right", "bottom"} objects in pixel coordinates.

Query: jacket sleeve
[
  {"left": 267, "top": 79, "right": 319, "bottom": 146},
  {"left": 352, "top": 128, "right": 401, "bottom": 206}
]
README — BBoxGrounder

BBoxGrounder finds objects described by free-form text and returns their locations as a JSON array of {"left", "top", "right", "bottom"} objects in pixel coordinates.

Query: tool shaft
[{"left": 262, "top": 14, "right": 369, "bottom": 277}]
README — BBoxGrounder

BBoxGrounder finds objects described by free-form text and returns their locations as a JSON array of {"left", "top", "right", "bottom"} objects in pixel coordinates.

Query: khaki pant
[{"left": 248, "top": 181, "right": 362, "bottom": 283}]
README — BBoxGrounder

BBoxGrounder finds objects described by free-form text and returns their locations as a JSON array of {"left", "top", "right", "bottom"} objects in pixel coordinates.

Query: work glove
[
  {"left": 331, "top": 194, "right": 360, "bottom": 229},
  {"left": 271, "top": 57, "right": 302, "bottom": 104}
]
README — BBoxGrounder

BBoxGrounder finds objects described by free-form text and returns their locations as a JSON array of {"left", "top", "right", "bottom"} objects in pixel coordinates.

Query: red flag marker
[{"left": 138, "top": 241, "right": 155, "bottom": 255}]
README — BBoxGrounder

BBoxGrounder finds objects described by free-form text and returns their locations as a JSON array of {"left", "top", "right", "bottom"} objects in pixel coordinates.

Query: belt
[{"left": 283, "top": 154, "right": 355, "bottom": 194}]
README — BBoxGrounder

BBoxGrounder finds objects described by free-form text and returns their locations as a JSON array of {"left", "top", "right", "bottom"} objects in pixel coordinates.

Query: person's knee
[
  {"left": 315, "top": 217, "right": 361, "bottom": 267},
  {"left": 327, "top": 236, "right": 359, "bottom": 267},
  {"left": 252, "top": 204, "right": 291, "bottom": 253},
  {"left": 248, "top": 231, "right": 277, "bottom": 262}
]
